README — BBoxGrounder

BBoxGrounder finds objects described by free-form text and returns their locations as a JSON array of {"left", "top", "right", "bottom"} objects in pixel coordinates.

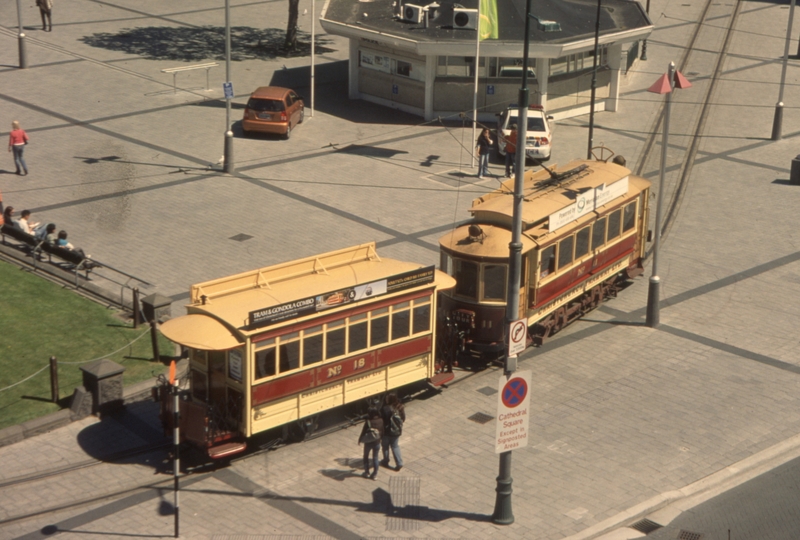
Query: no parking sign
[{"left": 495, "top": 371, "right": 531, "bottom": 453}]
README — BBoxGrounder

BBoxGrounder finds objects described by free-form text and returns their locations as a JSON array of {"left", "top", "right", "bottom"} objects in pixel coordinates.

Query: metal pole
[
  {"left": 15, "top": 0, "right": 27, "bottom": 69},
  {"left": 223, "top": 0, "right": 235, "bottom": 172},
  {"left": 587, "top": 0, "right": 602, "bottom": 159},
  {"left": 49, "top": 356, "right": 58, "bottom": 403},
  {"left": 172, "top": 382, "right": 180, "bottom": 538},
  {"left": 641, "top": 0, "right": 651, "bottom": 61},
  {"left": 646, "top": 62, "right": 674, "bottom": 328},
  {"left": 471, "top": 0, "right": 482, "bottom": 169},
  {"left": 133, "top": 287, "right": 140, "bottom": 329},
  {"left": 150, "top": 320, "right": 161, "bottom": 362},
  {"left": 772, "top": 0, "right": 795, "bottom": 140},
  {"left": 492, "top": 0, "right": 533, "bottom": 526},
  {"left": 311, "top": 0, "right": 316, "bottom": 117}
]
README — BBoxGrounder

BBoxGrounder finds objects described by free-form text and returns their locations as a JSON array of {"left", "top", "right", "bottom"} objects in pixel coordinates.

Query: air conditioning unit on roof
[
  {"left": 453, "top": 7, "right": 478, "bottom": 30},
  {"left": 402, "top": 3, "right": 425, "bottom": 23}
]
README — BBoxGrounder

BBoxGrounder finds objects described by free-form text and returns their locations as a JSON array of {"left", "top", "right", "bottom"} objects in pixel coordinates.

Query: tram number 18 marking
[
  {"left": 326, "top": 357, "right": 367, "bottom": 379},
  {"left": 353, "top": 357, "right": 366, "bottom": 370},
  {"left": 327, "top": 365, "right": 342, "bottom": 378}
]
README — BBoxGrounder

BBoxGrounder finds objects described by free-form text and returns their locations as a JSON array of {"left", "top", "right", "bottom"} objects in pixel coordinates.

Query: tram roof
[{"left": 160, "top": 243, "right": 456, "bottom": 349}]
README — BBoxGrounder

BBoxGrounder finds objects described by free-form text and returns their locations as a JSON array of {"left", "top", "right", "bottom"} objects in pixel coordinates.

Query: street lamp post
[
  {"left": 641, "top": 0, "right": 651, "bottom": 61},
  {"left": 15, "top": 0, "right": 28, "bottom": 69},
  {"left": 223, "top": 0, "right": 235, "bottom": 173},
  {"left": 645, "top": 62, "right": 690, "bottom": 327},
  {"left": 772, "top": 0, "right": 796, "bottom": 140},
  {"left": 492, "top": 0, "right": 560, "bottom": 525}
]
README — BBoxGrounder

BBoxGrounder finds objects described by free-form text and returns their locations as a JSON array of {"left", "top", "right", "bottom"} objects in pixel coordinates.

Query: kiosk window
[
  {"left": 412, "top": 299, "right": 431, "bottom": 334},
  {"left": 623, "top": 202, "right": 636, "bottom": 232},
  {"left": 392, "top": 302, "right": 411, "bottom": 340},
  {"left": 575, "top": 226, "right": 591, "bottom": 258},
  {"left": 326, "top": 320, "right": 346, "bottom": 359},
  {"left": 454, "top": 260, "right": 478, "bottom": 299},
  {"left": 607, "top": 209, "right": 621, "bottom": 241},
  {"left": 558, "top": 236, "right": 574, "bottom": 269},
  {"left": 540, "top": 245, "right": 556, "bottom": 277},
  {"left": 592, "top": 218, "right": 607, "bottom": 250},
  {"left": 279, "top": 333, "right": 300, "bottom": 373},
  {"left": 370, "top": 307, "right": 390, "bottom": 347},
  {"left": 349, "top": 313, "right": 368, "bottom": 352},
  {"left": 303, "top": 325, "right": 323, "bottom": 366},
  {"left": 483, "top": 264, "right": 507, "bottom": 301},
  {"left": 255, "top": 341, "right": 276, "bottom": 379}
]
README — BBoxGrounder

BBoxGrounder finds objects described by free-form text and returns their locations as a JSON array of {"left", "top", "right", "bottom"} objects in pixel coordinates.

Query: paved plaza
[{"left": 3, "top": 0, "right": 800, "bottom": 538}]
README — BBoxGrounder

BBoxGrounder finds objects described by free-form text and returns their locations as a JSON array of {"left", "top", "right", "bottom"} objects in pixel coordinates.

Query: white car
[{"left": 496, "top": 105, "right": 554, "bottom": 162}]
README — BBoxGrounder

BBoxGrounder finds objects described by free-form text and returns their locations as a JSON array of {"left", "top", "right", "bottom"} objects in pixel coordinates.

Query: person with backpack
[
  {"left": 380, "top": 393, "right": 406, "bottom": 472},
  {"left": 358, "top": 408, "right": 384, "bottom": 480}
]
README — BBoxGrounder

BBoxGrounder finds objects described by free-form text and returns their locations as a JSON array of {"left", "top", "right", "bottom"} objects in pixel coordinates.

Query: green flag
[{"left": 480, "top": 0, "right": 499, "bottom": 40}]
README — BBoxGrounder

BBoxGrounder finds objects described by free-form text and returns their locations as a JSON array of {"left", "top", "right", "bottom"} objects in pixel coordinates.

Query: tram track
[{"left": 635, "top": 0, "right": 743, "bottom": 252}]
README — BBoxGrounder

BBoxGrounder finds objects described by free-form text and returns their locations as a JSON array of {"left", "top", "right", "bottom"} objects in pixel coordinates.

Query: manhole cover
[
  {"left": 477, "top": 386, "right": 497, "bottom": 396},
  {"left": 678, "top": 531, "right": 704, "bottom": 540},
  {"left": 229, "top": 233, "right": 253, "bottom": 242},
  {"left": 630, "top": 518, "right": 663, "bottom": 534},
  {"left": 468, "top": 412, "right": 493, "bottom": 424}
]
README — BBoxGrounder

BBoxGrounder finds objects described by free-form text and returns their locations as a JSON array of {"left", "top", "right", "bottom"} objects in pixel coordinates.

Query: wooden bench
[{"left": 1, "top": 224, "right": 97, "bottom": 284}]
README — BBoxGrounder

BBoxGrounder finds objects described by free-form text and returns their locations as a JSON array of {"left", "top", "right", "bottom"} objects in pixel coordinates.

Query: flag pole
[{"left": 471, "top": 0, "right": 482, "bottom": 169}]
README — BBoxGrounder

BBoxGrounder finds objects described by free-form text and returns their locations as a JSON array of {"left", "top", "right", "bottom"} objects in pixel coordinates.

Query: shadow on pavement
[{"left": 79, "top": 26, "right": 336, "bottom": 61}]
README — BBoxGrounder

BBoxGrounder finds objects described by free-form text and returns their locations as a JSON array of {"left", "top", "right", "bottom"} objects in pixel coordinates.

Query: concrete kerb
[{"left": 567, "top": 431, "right": 800, "bottom": 540}]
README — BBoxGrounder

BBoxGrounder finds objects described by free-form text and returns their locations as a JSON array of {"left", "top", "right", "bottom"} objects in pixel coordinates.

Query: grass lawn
[{"left": 0, "top": 260, "right": 173, "bottom": 431}]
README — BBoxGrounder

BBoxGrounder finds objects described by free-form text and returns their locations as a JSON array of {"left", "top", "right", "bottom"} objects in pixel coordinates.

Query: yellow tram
[{"left": 159, "top": 243, "right": 456, "bottom": 458}]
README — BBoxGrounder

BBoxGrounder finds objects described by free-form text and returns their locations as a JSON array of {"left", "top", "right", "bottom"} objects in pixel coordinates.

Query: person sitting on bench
[{"left": 16, "top": 210, "right": 40, "bottom": 235}]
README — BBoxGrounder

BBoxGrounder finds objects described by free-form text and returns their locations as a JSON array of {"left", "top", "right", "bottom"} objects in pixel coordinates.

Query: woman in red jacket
[{"left": 8, "top": 121, "right": 29, "bottom": 176}]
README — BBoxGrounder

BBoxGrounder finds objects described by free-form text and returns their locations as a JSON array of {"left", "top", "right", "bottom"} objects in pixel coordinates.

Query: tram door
[{"left": 208, "top": 351, "right": 227, "bottom": 412}]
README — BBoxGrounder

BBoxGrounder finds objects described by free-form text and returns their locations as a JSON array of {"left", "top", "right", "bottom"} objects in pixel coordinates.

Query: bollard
[
  {"left": 150, "top": 320, "right": 161, "bottom": 362},
  {"left": 133, "top": 287, "right": 141, "bottom": 329},
  {"left": 49, "top": 356, "right": 58, "bottom": 403},
  {"left": 791, "top": 155, "right": 800, "bottom": 185}
]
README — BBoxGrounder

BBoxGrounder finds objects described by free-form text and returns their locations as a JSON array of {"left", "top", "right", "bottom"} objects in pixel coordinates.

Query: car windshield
[
  {"left": 527, "top": 117, "right": 545, "bottom": 132},
  {"left": 247, "top": 98, "right": 285, "bottom": 112}
]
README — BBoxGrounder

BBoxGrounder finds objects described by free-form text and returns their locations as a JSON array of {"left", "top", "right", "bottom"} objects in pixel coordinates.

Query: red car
[{"left": 242, "top": 86, "right": 304, "bottom": 139}]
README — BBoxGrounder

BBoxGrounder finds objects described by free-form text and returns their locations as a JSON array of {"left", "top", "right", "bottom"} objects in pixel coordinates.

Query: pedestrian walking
[
  {"left": 37, "top": 0, "right": 53, "bottom": 31},
  {"left": 504, "top": 124, "right": 518, "bottom": 178},
  {"left": 8, "top": 121, "right": 29, "bottom": 176},
  {"left": 358, "top": 408, "right": 384, "bottom": 480},
  {"left": 475, "top": 128, "right": 493, "bottom": 179},
  {"left": 380, "top": 393, "right": 405, "bottom": 472}
]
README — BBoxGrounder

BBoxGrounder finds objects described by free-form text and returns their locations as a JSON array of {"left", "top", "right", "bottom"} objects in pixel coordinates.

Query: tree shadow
[{"left": 79, "top": 26, "right": 336, "bottom": 62}]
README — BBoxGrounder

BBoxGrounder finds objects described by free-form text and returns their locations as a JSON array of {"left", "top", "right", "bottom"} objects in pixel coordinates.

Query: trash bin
[
  {"left": 80, "top": 359, "right": 125, "bottom": 414},
  {"left": 142, "top": 293, "right": 171, "bottom": 323},
  {"left": 791, "top": 155, "right": 800, "bottom": 185}
]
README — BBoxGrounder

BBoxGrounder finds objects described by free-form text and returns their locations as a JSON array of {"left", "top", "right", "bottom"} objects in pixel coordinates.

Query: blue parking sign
[
  {"left": 392, "top": 84, "right": 399, "bottom": 95},
  {"left": 487, "top": 85, "right": 495, "bottom": 95}
]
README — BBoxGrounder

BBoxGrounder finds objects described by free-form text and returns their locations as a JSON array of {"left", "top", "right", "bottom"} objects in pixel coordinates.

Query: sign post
[{"left": 496, "top": 371, "right": 531, "bottom": 453}]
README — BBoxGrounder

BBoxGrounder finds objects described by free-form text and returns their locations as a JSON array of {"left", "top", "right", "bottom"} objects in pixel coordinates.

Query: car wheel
[
  {"left": 299, "top": 107, "right": 305, "bottom": 124},
  {"left": 284, "top": 124, "right": 292, "bottom": 140}
]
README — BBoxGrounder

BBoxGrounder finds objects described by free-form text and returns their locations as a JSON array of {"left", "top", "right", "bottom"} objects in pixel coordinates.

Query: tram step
[
  {"left": 430, "top": 372, "right": 455, "bottom": 387},
  {"left": 208, "top": 441, "right": 247, "bottom": 460}
]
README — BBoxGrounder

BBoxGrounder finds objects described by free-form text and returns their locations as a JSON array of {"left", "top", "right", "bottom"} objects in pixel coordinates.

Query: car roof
[
  {"left": 506, "top": 108, "right": 546, "bottom": 118},
  {"left": 249, "top": 86, "right": 292, "bottom": 99}
]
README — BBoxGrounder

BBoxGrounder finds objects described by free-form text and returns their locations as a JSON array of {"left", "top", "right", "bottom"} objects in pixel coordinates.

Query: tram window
[
  {"left": 575, "top": 226, "right": 590, "bottom": 258},
  {"left": 255, "top": 343, "right": 276, "bottom": 379},
  {"left": 191, "top": 349, "right": 207, "bottom": 366},
  {"left": 412, "top": 299, "right": 431, "bottom": 334},
  {"left": 371, "top": 307, "right": 390, "bottom": 347},
  {"left": 592, "top": 218, "right": 607, "bottom": 250},
  {"left": 540, "top": 245, "right": 556, "bottom": 277},
  {"left": 191, "top": 369, "right": 207, "bottom": 401},
  {"left": 392, "top": 302, "right": 411, "bottom": 340},
  {"left": 607, "top": 210, "right": 621, "bottom": 241},
  {"left": 326, "top": 320, "right": 346, "bottom": 359},
  {"left": 558, "top": 236, "right": 574, "bottom": 270},
  {"left": 279, "top": 333, "right": 300, "bottom": 373},
  {"left": 349, "top": 313, "right": 368, "bottom": 352},
  {"left": 623, "top": 202, "right": 636, "bottom": 232},
  {"left": 454, "top": 259, "right": 478, "bottom": 299},
  {"left": 483, "top": 264, "right": 507, "bottom": 301},
  {"left": 303, "top": 325, "right": 323, "bottom": 366}
]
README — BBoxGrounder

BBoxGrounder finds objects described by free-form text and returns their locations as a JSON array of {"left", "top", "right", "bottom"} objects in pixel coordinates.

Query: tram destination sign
[
  {"left": 247, "top": 265, "right": 436, "bottom": 329},
  {"left": 548, "top": 176, "right": 629, "bottom": 232}
]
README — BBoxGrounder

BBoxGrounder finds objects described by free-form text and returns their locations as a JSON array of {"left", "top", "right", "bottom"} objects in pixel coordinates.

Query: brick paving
[{"left": 3, "top": 0, "right": 800, "bottom": 538}]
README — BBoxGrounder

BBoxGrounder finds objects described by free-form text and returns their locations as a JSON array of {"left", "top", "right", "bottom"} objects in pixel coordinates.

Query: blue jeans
[
  {"left": 505, "top": 151, "right": 516, "bottom": 177},
  {"left": 363, "top": 441, "right": 380, "bottom": 476},
  {"left": 478, "top": 153, "right": 489, "bottom": 177},
  {"left": 382, "top": 435, "right": 403, "bottom": 468},
  {"left": 12, "top": 145, "right": 27, "bottom": 174}
]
